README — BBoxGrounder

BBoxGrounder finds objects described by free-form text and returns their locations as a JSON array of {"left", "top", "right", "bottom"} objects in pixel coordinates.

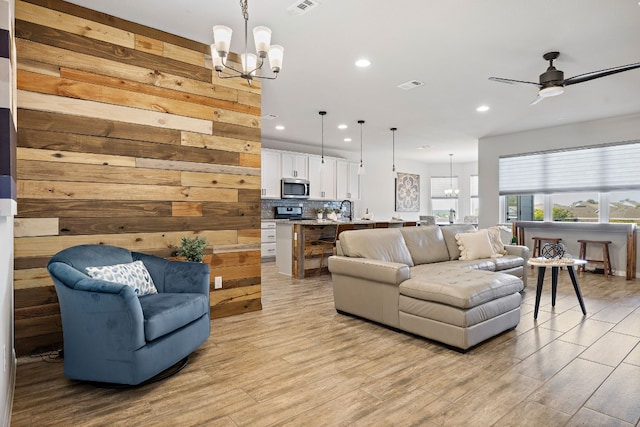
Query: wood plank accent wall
[{"left": 13, "top": 0, "right": 263, "bottom": 356}]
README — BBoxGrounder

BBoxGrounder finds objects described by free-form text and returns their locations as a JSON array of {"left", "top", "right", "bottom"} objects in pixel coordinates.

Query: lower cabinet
[{"left": 261, "top": 221, "right": 276, "bottom": 259}]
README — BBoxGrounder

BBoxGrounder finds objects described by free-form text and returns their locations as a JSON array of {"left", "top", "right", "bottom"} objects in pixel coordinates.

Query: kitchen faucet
[{"left": 339, "top": 200, "right": 352, "bottom": 221}]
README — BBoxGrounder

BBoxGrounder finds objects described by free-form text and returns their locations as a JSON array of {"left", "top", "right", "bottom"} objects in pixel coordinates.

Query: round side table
[{"left": 527, "top": 258, "right": 587, "bottom": 319}]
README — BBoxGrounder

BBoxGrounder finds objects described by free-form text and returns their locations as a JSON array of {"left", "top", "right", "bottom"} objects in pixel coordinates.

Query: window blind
[
  {"left": 499, "top": 141, "right": 640, "bottom": 195},
  {"left": 431, "top": 176, "right": 459, "bottom": 198}
]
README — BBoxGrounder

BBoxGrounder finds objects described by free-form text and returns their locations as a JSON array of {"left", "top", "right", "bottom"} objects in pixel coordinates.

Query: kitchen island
[{"left": 276, "top": 219, "right": 417, "bottom": 278}]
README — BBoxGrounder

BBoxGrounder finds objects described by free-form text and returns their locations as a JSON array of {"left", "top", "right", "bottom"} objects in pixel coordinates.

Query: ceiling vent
[
  {"left": 262, "top": 113, "right": 278, "bottom": 120},
  {"left": 287, "top": 0, "right": 320, "bottom": 16},
  {"left": 397, "top": 80, "right": 425, "bottom": 90}
]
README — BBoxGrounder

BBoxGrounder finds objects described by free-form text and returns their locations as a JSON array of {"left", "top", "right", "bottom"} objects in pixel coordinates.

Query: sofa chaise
[{"left": 328, "top": 224, "right": 529, "bottom": 350}]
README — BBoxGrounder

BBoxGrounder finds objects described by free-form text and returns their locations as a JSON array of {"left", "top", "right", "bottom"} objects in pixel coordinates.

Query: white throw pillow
[
  {"left": 455, "top": 229, "right": 495, "bottom": 260},
  {"left": 486, "top": 226, "right": 508, "bottom": 256},
  {"left": 86, "top": 260, "right": 158, "bottom": 296}
]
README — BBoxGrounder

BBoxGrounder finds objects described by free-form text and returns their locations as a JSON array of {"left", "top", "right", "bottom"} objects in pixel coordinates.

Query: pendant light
[
  {"left": 390, "top": 127, "right": 397, "bottom": 179},
  {"left": 445, "top": 153, "right": 459, "bottom": 197},
  {"left": 319, "top": 111, "right": 327, "bottom": 167},
  {"left": 357, "top": 120, "right": 366, "bottom": 175}
]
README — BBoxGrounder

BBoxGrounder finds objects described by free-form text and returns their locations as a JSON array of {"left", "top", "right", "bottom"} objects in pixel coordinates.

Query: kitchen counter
[{"left": 275, "top": 220, "right": 418, "bottom": 277}]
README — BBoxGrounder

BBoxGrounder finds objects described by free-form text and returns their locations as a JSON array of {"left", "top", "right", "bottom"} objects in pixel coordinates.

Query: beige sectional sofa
[{"left": 328, "top": 224, "right": 529, "bottom": 350}]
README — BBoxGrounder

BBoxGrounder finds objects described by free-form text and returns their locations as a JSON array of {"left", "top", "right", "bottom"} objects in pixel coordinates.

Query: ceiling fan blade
[
  {"left": 489, "top": 77, "right": 541, "bottom": 87},
  {"left": 564, "top": 62, "right": 640, "bottom": 86},
  {"left": 529, "top": 95, "right": 544, "bottom": 106}
]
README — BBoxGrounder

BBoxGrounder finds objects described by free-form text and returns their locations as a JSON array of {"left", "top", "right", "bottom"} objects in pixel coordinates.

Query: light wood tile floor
[{"left": 11, "top": 264, "right": 640, "bottom": 426}]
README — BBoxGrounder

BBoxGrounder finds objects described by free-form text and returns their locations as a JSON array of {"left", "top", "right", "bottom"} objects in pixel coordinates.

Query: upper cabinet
[
  {"left": 308, "top": 156, "right": 336, "bottom": 200},
  {"left": 261, "top": 149, "right": 281, "bottom": 199},
  {"left": 336, "top": 160, "right": 360, "bottom": 200},
  {"left": 281, "top": 153, "right": 308, "bottom": 179}
]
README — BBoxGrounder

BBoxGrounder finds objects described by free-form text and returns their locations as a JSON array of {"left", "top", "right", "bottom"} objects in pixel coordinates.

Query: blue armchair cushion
[
  {"left": 85, "top": 260, "right": 158, "bottom": 296},
  {"left": 139, "top": 293, "right": 209, "bottom": 341}
]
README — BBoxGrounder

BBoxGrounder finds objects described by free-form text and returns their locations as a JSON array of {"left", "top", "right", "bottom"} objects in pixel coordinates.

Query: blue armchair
[{"left": 47, "top": 244, "right": 211, "bottom": 385}]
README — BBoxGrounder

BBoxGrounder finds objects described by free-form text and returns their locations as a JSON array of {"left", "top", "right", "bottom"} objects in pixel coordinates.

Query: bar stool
[
  {"left": 531, "top": 237, "right": 562, "bottom": 269},
  {"left": 577, "top": 240, "right": 613, "bottom": 278}
]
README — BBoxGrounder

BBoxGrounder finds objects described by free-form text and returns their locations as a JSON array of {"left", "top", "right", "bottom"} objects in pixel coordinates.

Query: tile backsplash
[{"left": 261, "top": 199, "right": 355, "bottom": 219}]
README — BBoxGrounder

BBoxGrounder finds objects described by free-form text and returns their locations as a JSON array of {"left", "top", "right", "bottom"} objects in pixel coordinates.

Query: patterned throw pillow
[{"left": 85, "top": 260, "right": 158, "bottom": 296}]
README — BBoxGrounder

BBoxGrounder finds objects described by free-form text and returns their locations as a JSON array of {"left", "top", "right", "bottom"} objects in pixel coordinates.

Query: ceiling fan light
[{"left": 539, "top": 86, "right": 564, "bottom": 98}]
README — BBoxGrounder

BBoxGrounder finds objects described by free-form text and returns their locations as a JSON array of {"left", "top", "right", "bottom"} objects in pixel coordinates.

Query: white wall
[
  {"left": 0, "top": 204, "right": 15, "bottom": 424},
  {"left": 478, "top": 112, "right": 640, "bottom": 228}
]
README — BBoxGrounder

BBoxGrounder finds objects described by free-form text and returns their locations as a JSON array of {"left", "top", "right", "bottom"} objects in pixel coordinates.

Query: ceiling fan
[{"left": 489, "top": 51, "right": 640, "bottom": 105}]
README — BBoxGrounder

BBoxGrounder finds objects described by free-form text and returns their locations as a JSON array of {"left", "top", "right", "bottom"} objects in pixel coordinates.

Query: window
[
  {"left": 431, "top": 176, "right": 458, "bottom": 223},
  {"left": 470, "top": 175, "right": 479, "bottom": 216},
  {"left": 551, "top": 192, "right": 598, "bottom": 222},
  {"left": 609, "top": 190, "right": 640, "bottom": 224}
]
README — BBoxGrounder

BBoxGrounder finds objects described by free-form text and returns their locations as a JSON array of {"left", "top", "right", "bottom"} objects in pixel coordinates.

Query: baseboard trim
[{"left": 2, "top": 350, "right": 16, "bottom": 426}]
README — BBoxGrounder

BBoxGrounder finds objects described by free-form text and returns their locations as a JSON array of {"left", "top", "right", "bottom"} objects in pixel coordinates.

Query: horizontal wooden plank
[
  {"left": 14, "top": 256, "right": 50, "bottom": 270},
  {"left": 17, "top": 57, "right": 60, "bottom": 77},
  {"left": 14, "top": 314, "right": 62, "bottom": 339},
  {"left": 180, "top": 171, "right": 260, "bottom": 190},
  {"left": 17, "top": 108, "right": 182, "bottom": 144},
  {"left": 171, "top": 202, "right": 202, "bottom": 217},
  {"left": 221, "top": 275, "right": 261, "bottom": 290},
  {"left": 213, "top": 108, "right": 260, "bottom": 129},
  {"left": 210, "top": 284, "right": 261, "bottom": 306},
  {"left": 14, "top": 303, "right": 60, "bottom": 321},
  {"left": 208, "top": 250, "right": 261, "bottom": 268},
  {"left": 200, "top": 201, "right": 260, "bottom": 218},
  {"left": 18, "top": 70, "right": 218, "bottom": 122},
  {"left": 213, "top": 121, "right": 260, "bottom": 142},
  {"left": 163, "top": 41, "right": 205, "bottom": 68},
  {"left": 60, "top": 68, "right": 260, "bottom": 116},
  {"left": 181, "top": 132, "right": 260, "bottom": 155},
  {"left": 238, "top": 188, "right": 261, "bottom": 203},
  {"left": 16, "top": 39, "right": 241, "bottom": 106},
  {"left": 14, "top": 230, "right": 239, "bottom": 257},
  {"left": 15, "top": 332, "right": 63, "bottom": 356},
  {"left": 56, "top": 215, "right": 260, "bottom": 235},
  {"left": 18, "top": 180, "right": 239, "bottom": 202},
  {"left": 18, "top": 91, "right": 213, "bottom": 134},
  {"left": 210, "top": 298, "right": 261, "bottom": 320},
  {"left": 239, "top": 153, "right": 261, "bottom": 168},
  {"left": 19, "top": 129, "right": 238, "bottom": 165},
  {"left": 14, "top": 218, "right": 59, "bottom": 237},
  {"left": 135, "top": 158, "right": 257, "bottom": 176},
  {"left": 238, "top": 228, "right": 261, "bottom": 244},
  {"left": 18, "top": 147, "right": 137, "bottom": 167},
  {"left": 16, "top": 1, "right": 135, "bottom": 49},
  {"left": 18, "top": 160, "right": 182, "bottom": 185},
  {"left": 211, "top": 243, "right": 261, "bottom": 254},
  {"left": 135, "top": 34, "right": 163, "bottom": 56},
  {"left": 16, "top": 19, "right": 212, "bottom": 82},
  {"left": 14, "top": 286, "right": 57, "bottom": 309},
  {"left": 209, "top": 264, "right": 261, "bottom": 282},
  {"left": 21, "top": 0, "right": 209, "bottom": 54},
  {"left": 16, "top": 199, "right": 173, "bottom": 218}
]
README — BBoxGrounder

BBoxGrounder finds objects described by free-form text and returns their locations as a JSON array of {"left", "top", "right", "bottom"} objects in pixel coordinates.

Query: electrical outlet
[{"left": 214, "top": 276, "right": 222, "bottom": 289}]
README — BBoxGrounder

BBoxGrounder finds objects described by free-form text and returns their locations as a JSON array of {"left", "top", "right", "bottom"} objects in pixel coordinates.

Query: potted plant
[
  {"left": 326, "top": 208, "right": 339, "bottom": 221},
  {"left": 176, "top": 236, "right": 207, "bottom": 262},
  {"left": 315, "top": 208, "right": 324, "bottom": 220}
]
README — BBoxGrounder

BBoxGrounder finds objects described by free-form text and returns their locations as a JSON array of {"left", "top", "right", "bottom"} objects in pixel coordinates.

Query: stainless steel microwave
[{"left": 281, "top": 178, "right": 310, "bottom": 199}]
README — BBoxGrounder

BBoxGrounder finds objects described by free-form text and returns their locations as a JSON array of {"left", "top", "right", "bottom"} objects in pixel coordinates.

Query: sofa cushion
[
  {"left": 138, "top": 293, "right": 209, "bottom": 341},
  {"left": 399, "top": 270, "right": 523, "bottom": 309},
  {"left": 456, "top": 229, "right": 495, "bottom": 261},
  {"left": 440, "top": 224, "right": 476, "bottom": 260},
  {"left": 399, "top": 292, "right": 523, "bottom": 327},
  {"left": 491, "top": 255, "right": 524, "bottom": 271},
  {"left": 400, "top": 225, "right": 450, "bottom": 265},
  {"left": 339, "top": 228, "right": 414, "bottom": 266},
  {"left": 85, "top": 260, "right": 158, "bottom": 296}
]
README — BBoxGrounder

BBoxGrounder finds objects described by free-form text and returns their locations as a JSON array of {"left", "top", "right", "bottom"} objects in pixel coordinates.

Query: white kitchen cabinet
[
  {"left": 261, "top": 149, "right": 281, "bottom": 199},
  {"left": 281, "top": 153, "right": 308, "bottom": 179},
  {"left": 261, "top": 221, "right": 277, "bottom": 259},
  {"left": 336, "top": 160, "right": 360, "bottom": 200},
  {"left": 308, "top": 156, "right": 336, "bottom": 200}
]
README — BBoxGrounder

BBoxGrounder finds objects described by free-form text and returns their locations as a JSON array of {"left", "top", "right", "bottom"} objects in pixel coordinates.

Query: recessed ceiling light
[
  {"left": 476, "top": 105, "right": 490, "bottom": 112},
  {"left": 355, "top": 58, "right": 371, "bottom": 68},
  {"left": 344, "top": 138, "right": 352, "bottom": 142},
  {"left": 275, "top": 125, "right": 285, "bottom": 130},
  {"left": 338, "top": 124, "right": 348, "bottom": 130}
]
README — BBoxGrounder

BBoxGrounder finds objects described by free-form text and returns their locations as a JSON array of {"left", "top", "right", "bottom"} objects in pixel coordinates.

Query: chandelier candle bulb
[
  {"left": 268, "top": 45, "right": 284, "bottom": 73},
  {"left": 212, "top": 25, "right": 232, "bottom": 55}
]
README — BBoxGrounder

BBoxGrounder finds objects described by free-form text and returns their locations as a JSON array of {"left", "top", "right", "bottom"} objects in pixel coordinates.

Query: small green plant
[
  {"left": 324, "top": 208, "right": 333, "bottom": 214},
  {"left": 315, "top": 208, "right": 324, "bottom": 214},
  {"left": 176, "top": 236, "right": 207, "bottom": 262}
]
